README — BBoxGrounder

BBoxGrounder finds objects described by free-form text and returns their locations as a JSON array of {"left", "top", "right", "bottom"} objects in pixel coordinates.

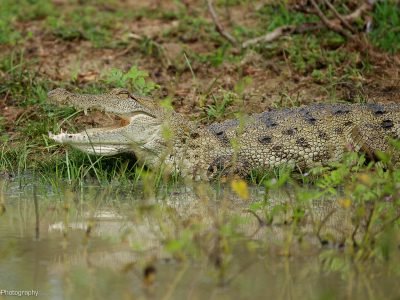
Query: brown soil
[{"left": 1, "top": 0, "right": 400, "bottom": 130}]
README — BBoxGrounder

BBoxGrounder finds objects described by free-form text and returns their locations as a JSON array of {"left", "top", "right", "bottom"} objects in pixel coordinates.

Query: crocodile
[{"left": 48, "top": 88, "right": 400, "bottom": 180}]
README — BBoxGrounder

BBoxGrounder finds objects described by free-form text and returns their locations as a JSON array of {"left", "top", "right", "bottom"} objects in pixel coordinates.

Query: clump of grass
[
  {"left": 0, "top": 12, "right": 21, "bottom": 45},
  {"left": 369, "top": 0, "right": 400, "bottom": 53},
  {"left": 0, "top": 52, "right": 49, "bottom": 105},
  {"left": 205, "top": 91, "right": 237, "bottom": 121},
  {"left": 46, "top": 4, "right": 128, "bottom": 48},
  {"left": 0, "top": 141, "right": 31, "bottom": 177},
  {"left": 164, "top": 13, "right": 226, "bottom": 48},
  {"left": 0, "top": 0, "right": 21, "bottom": 45},
  {"left": 47, "top": 14, "right": 111, "bottom": 47},
  {"left": 0, "top": 117, "right": 7, "bottom": 143},
  {"left": 0, "top": 0, "right": 56, "bottom": 45},
  {"left": 194, "top": 44, "right": 238, "bottom": 67},
  {"left": 285, "top": 34, "right": 361, "bottom": 77},
  {"left": 15, "top": 0, "right": 56, "bottom": 22},
  {"left": 255, "top": 2, "right": 319, "bottom": 30}
]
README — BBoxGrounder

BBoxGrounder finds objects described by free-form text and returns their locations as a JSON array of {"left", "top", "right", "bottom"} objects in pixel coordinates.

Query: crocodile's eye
[
  {"left": 110, "top": 88, "right": 130, "bottom": 98},
  {"left": 117, "top": 90, "right": 130, "bottom": 98}
]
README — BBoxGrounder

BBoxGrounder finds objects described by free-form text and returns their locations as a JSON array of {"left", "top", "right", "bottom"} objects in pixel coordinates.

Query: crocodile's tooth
[{"left": 84, "top": 108, "right": 88, "bottom": 115}]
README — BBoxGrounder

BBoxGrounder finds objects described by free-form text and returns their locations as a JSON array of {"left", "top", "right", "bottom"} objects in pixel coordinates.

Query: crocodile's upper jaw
[
  {"left": 48, "top": 88, "right": 166, "bottom": 161},
  {"left": 47, "top": 88, "right": 158, "bottom": 117}
]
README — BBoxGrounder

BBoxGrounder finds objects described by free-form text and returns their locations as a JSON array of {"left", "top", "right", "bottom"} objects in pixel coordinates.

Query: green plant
[
  {"left": 206, "top": 92, "right": 236, "bottom": 120},
  {"left": 104, "top": 66, "right": 159, "bottom": 95},
  {"left": 369, "top": 0, "right": 400, "bottom": 53}
]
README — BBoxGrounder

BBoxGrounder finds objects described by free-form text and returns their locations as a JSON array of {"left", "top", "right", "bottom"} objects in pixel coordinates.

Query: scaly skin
[{"left": 48, "top": 88, "right": 400, "bottom": 180}]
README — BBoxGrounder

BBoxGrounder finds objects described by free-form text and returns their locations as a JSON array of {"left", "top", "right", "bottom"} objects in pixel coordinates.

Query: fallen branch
[
  {"left": 206, "top": 0, "right": 238, "bottom": 46},
  {"left": 207, "top": 0, "right": 375, "bottom": 49},
  {"left": 242, "top": 23, "right": 328, "bottom": 48},
  {"left": 310, "top": 0, "right": 355, "bottom": 40},
  {"left": 324, "top": 0, "right": 356, "bottom": 34},
  {"left": 344, "top": 0, "right": 375, "bottom": 21},
  {"left": 242, "top": 25, "right": 295, "bottom": 48}
]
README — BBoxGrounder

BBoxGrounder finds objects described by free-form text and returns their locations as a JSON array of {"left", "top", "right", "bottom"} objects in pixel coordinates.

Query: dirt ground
[{"left": 1, "top": 0, "right": 400, "bottom": 135}]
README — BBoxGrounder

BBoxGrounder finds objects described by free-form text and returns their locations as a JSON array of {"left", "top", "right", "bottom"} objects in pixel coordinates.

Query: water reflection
[{"left": 0, "top": 178, "right": 399, "bottom": 299}]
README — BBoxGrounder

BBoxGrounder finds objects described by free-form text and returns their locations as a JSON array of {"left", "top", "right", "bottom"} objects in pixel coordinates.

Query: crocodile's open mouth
[
  {"left": 47, "top": 88, "right": 160, "bottom": 156},
  {"left": 49, "top": 113, "right": 157, "bottom": 155},
  {"left": 48, "top": 88, "right": 166, "bottom": 155}
]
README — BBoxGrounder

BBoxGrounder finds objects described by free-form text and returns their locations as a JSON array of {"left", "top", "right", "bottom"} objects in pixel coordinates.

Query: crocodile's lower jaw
[{"left": 48, "top": 131, "right": 132, "bottom": 156}]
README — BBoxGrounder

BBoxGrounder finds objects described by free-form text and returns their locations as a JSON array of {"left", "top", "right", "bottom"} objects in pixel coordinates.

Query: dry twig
[
  {"left": 344, "top": 0, "right": 375, "bottom": 21},
  {"left": 242, "top": 25, "right": 295, "bottom": 48},
  {"left": 206, "top": 0, "right": 238, "bottom": 46},
  {"left": 310, "top": 0, "right": 355, "bottom": 40},
  {"left": 323, "top": 0, "right": 356, "bottom": 34},
  {"left": 206, "top": 0, "right": 376, "bottom": 49}
]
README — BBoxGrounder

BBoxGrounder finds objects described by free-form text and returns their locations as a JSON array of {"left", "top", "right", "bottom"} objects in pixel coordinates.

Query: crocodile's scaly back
[
  {"left": 173, "top": 103, "right": 400, "bottom": 179},
  {"left": 48, "top": 89, "right": 400, "bottom": 180}
]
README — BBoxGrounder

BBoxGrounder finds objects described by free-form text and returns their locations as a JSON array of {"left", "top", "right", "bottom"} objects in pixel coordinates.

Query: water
[{"left": 0, "top": 178, "right": 399, "bottom": 299}]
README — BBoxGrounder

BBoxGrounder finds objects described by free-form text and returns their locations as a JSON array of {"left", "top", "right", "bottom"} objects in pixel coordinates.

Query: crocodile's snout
[{"left": 48, "top": 88, "right": 72, "bottom": 104}]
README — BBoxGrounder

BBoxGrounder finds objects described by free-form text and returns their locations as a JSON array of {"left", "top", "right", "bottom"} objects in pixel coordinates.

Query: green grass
[
  {"left": 0, "top": 17, "right": 20, "bottom": 45},
  {"left": 205, "top": 91, "right": 237, "bottom": 121},
  {"left": 370, "top": 0, "right": 400, "bottom": 53},
  {"left": 255, "top": 2, "right": 319, "bottom": 31},
  {"left": 192, "top": 44, "right": 241, "bottom": 67},
  {"left": 46, "top": 5, "right": 126, "bottom": 48},
  {"left": 0, "top": 51, "right": 49, "bottom": 105},
  {"left": 0, "top": 0, "right": 56, "bottom": 45},
  {"left": 0, "top": 0, "right": 147, "bottom": 48}
]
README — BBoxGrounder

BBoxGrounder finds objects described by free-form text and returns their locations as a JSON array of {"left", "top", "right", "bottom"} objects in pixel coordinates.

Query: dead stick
[
  {"left": 310, "top": 0, "right": 355, "bottom": 40},
  {"left": 324, "top": 0, "right": 356, "bottom": 33},
  {"left": 206, "top": 0, "right": 238, "bottom": 46},
  {"left": 209, "top": 0, "right": 374, "bottom": 48},
  {"left": 343, "top": 1, "right": 375, "bottom": 21},
  {"left": 242, "top": 26, "right": 295, "bottom": 48}
]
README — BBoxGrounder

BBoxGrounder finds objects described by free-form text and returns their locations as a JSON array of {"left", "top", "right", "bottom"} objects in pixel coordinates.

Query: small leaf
[
  {"left": 375, "top": 150, "right": 390, "bottom": 164},
  {"left": 338, "top": 198, "right": 352, "bottom": 208},
  {"left": 231, "top": 179, "right": 249, "bottom": 200},
  {"left": 357, "top": 173, "right": 373, "bottom": 187}
]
